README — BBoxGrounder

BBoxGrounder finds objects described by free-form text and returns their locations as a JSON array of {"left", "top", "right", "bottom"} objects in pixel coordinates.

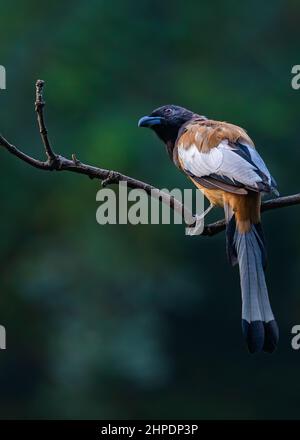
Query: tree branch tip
[{"left": 36, "top": 79, "right": 45, "bottom": 88}]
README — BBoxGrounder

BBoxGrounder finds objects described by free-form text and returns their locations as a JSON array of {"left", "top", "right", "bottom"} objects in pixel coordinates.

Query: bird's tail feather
[{"left": 225, "top": 211, "right": 278, "bottom": 353}]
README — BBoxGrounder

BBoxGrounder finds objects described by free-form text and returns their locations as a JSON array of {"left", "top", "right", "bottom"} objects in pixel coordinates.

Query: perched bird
[{"left": 138, "top": 105, "right": 279, "bottom": 353}]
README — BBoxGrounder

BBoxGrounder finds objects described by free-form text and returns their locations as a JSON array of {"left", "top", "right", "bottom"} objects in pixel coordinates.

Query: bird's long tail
[{"left": 225, "top": 209, "right": 279, "bottom": 353}]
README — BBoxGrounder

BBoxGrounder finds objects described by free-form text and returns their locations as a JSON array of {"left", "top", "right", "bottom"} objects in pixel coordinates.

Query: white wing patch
[
  {"left": 178, "top": 140, "right": 272, "bottom": 191},
  {"left": 179, "top": 142, "right": 223, "bottom": 176}
]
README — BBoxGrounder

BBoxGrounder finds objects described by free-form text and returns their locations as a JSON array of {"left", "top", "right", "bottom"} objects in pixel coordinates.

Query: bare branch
[
  {"left": 0, "top": 133, "right": 52, "bottom": 170},
  {"left": 0, "top": 80, "right": 298, "bottom": 237},
  {"left": 200, "top": 193, "right": 300, "bottom": 236},
  {"left": 35, "top": 79, "right": 56, "bottom": 163}
]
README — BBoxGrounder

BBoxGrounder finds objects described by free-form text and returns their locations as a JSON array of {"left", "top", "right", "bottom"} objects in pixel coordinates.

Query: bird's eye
[{"left": 164, "top": 107, "right": 173, "bottom": 116}]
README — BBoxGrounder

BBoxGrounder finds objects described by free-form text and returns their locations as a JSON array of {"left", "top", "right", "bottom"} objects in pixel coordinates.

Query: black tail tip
[
  {"left": 242, "top": 320, "right": 279, "bottom": 353},
  {"left": 242, "top": 320, "right": 264, "bottom": 353},
  {"left": 263, "top": 320, "right": 279, "bottom": 353}
]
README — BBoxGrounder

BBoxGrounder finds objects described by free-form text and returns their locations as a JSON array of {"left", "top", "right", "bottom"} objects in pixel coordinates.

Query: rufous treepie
[{"left": 139, "top": 105, "right": 279, "bottom": 353}]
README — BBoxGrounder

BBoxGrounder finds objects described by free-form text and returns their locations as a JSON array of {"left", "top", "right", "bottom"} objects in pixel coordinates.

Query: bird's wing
[{"left": 177, "top": 120, "right": 278, "bottom": 195}]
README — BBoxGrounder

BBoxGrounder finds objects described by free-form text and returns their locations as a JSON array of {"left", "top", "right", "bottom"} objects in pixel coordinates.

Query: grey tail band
[
  {"left": 235, "top": 226, "right": 278, "bottom": 353},
  {"left": 225, "top": 204, "right": 278, "bottom": 353}
]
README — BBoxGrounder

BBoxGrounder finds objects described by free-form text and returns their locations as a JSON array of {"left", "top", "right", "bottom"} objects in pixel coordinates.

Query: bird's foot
[{"left": 185, "top": 204, "right": 214, "bottom": 236}]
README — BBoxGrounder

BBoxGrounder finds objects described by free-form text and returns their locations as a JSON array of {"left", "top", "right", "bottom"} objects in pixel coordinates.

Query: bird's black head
[{"left": 138, "top": 105, "right": 198, "bottom": 145}]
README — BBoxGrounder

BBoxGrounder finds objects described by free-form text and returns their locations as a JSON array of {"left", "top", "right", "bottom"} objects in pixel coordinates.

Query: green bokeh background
[{"left": 0, "top": 0, "right": 300, "bottom": 419}]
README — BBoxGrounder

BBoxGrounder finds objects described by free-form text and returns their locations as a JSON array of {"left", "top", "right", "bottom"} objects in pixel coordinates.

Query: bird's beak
[{"left": 138, "top": 116, "right": 164, "bottom": 128}]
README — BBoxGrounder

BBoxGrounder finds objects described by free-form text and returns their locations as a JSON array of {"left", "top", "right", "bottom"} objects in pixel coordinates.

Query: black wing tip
[{"left": 242, "top": 320, "right": 279, "bottom": 354}]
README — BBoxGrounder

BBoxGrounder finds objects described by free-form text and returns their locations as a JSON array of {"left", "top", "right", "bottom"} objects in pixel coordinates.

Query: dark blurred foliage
[{"left": 0, "top": 0, "right": 300, "bottom": 420}]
